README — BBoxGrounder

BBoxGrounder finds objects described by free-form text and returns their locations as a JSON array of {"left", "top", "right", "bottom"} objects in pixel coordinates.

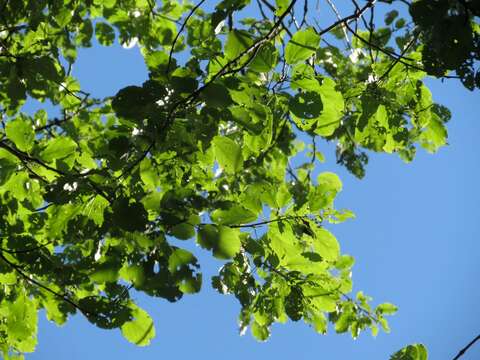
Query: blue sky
[{"left": 26, "top": 13, "right": 480, "bottom": 360}]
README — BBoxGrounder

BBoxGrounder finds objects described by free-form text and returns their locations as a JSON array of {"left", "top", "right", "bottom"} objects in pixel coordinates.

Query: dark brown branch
[
  {"left": 176, "top": 0, "right": 298, "bottom": 109},
  {"left": 118, "top": 0, "right": 298, "bottom": 183},
  {"left": 256, "top": 0, "right": 270, "bottom": 20},
  {"left": 227, "top": 214, "right": 320, "bottom": 228},
  {"left": 314, "top": 0, "right": 376, "bottom": 37},
  {"left": 343, "top": 21, "right": 419, "bottom": 65},
  {"left": 0, "top": 240, "right": 54, "bottom": 254},
  {"left": 344, "top": 21, "right": 461, "bottom": 81},
  {"left": 0, "top": 140, "right": 63, "bottom": 175},
  {"left": 306, "top": 135, "right": 316, "bottom": 181},
  {"left": 377, "top": 34, "right": 417, "bottom": 83},
  {"left": 115, "top": 140, "right": 155, "bottom": 181},
  {"left": 300, "top": 0, "right": 308, "bottom": 27},
  {"left": 0, "top": 140, "right": 113, "bottom": 203},
  {"left": 342, "top": 292, "right": 380, "bottom": 323},
  {"left": 258, "top": 0, "right": 293, "bottom": 36},
  {"left": 0, "top": 252, "right": 90, "bottom": 315},
  {"left": 35, "top": 97, "right": 103, "bottom": 132},
  {"left": 452, "top": 334, "right": 480, "bottom": 360},
  {"left": 166, "top": 0, "right": 206, "bottom": 75}
]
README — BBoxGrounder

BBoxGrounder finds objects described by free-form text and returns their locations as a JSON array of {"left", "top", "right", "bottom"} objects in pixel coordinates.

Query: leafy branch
[{"left": 0, "top": 252, "right": 89, "bottom": 316}]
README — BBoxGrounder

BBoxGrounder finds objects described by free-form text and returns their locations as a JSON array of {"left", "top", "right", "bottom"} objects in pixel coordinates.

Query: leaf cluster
[{"left": 0, "top": 0, "right": 469, "bottom": 358}]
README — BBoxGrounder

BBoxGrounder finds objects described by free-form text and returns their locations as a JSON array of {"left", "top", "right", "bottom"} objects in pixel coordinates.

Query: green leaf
[
  {"left": 84, "top": 195, "right": 109, "bottom": 226},
  {"left": 250, "top": 43, "right": 278, "bottom": 72},
  {"left": 313, "top": 228, "right": 340, "bottom": 261},
  {"left": 289, "top": 91, "right": 323, "bottom": 121},
  {"left": 380, "top": 317, "right": 390, "bottom": 333},
  {"left": 170, "top": 222, "right": 196, "bottom": 240},
  {"left": 285, "top": 28, "right": 320, "bottom": 64},
  {"left": 55, "top": 8, "right": 74, "bottom": 27},
  {"left": 314, "top": 77, "right": 344, "bottom": 136},
  {"left": 47, "top": 203, "right": 82, "bottom": 237},
  {"left": 385, "top": 10, "right": 399, "bottom": 25},
  {"left": 24, "top": 56, "right": 62, "bottom": 82},
  {"left": 334, "top": 310, "right": 354, "bottom": 333},
  {"left": 376, "top": 303, "right": 398, "bottom": 315},
  {"left": 6, "top": 76, "right": 26, "bottom": 107},
  {"left": 251, "top": 321, "right": 270, "bottom": 341},
  {"left": 305, "top": 289, "right": 337, "bottom": 312},
  {"left": 197, "top": 225, "right": 241, "bottom": 259},
  {"left": 390, "top": 344, "right": 428, "bottom": 360},
  {"left": 214, "top": 226, "right": 241, "bottom": 259},
  {"left": 140, "top": 158, "right": 159, "bottom": 190},
  {"left": 0, "top": 272, "right": 16, "bottom": 285},
  {"left": 95, "top": 22, "right": 115, "bottom": 46},
  {"left": 335, "top": 255, "right": 355, "bottom": 270},
  {"left": 275, "top": 0, "right": 290, "bottom": 16},
  {"left": 168, "top": 248, "right": 196, "bottom": 273},
  {"left": 275, "top": 184, "right": 292, "bottom": 208},
  {"left": 318, "top": 171, "right": 342, "bottom": 193},
  {"left": 212, "top": 136, "right": 243, "bottom": 174},
  {"left": 225, "top": 30, "right": 253, "bottom": 60},
  {"left": 111, "top": 85, "right": 157, "bottom": 122},
  {"left": 419, "top": 117, "right": 448, "bottom": 153},
  {"left": 211, "top": 204, "right": 257, "bottom": 225},
  {"left": 5, "top": 117, "right": 35, "bottom": 152},
  {"left": 110, "top": 199, "right": 148, "bottom": 232},
  {"left": 5, "top": 292, "right": 38, "bottom": 353},
  {"left": 309, "top": 172, "right": 342, "bottom": 210},
  {"left": 308, "top": 312, "right": 327, "bottom": 334},
  {"left": 121, "top": 305, "right": 155, "bottom": 346},
  {"left": 200, "top": 83, "right": 233, "bottom": 108},
  {"left": 40, "top": 137, "right": 77, "bottom": 162},
  {"left": 90, "top": 261, "right": 121, "bottom": 283},
  {"left": 42, "top": 296, "right": 67, "bottom": 325}
]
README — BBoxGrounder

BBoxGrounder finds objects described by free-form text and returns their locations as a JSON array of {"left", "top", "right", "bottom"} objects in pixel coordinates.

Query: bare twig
[
  {"left": 452, "top": 334, "right": 480, "bottom": 360},
  {"left": 166, "top": 0, "right": 206, "bottom": 75},
  {"left": 325, "top": 0, "right": 352, "bottom": 51}
]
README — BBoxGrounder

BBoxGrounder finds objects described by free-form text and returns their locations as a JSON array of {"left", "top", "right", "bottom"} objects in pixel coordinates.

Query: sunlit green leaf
[
  {"left": 390, "top": 344, "right": 428, "bottom": 360},
  {"left": 285, "top": 28, "right": 320, "bottom": 64},
  {"left": 40, "top": 138, "right": 77, "bottom": 162},
  {"left": 5, "top": 117, "right": 34, "bottom": 152},
  {"left": 121, "top": 305, "right": 155, "bottom": 346},
  {"left": 212, "top": 136, "right": 243, "bottom": 174},
  {"left": 225, "top": 30, "right": 253, "bottom": 60}
]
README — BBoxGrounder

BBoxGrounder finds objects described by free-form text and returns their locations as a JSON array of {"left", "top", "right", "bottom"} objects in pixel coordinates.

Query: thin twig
[
  {"left": 452, "top": 334, "right": 480, "bottom": 360},
  {"left": 0, "top": 140, "right": 113, "bottom": 203},
  {"left": 377, "top": 35, "right": 417, "bottom": 83},
  {"left": 325, "top": 0, "right": 352, "bottom": 51},
  {"left": 0, "top": 240, "right": 54, "bottom": 254},
  {"left": 119, "top": 0, "right": 299, "bottom": 183},
  {"left": 166, "top": 0, "right": 206, "bottom": 75},
  {"left": 0, "top": 252, "right": 90, "bottom": 315}
]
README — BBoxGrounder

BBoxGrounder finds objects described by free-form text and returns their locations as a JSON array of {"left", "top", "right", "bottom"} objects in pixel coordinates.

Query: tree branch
[
  {"left": 0, "top": 252, "right": 90, "bottom": 316},
  {"left": 0, "top": 240, "right": 54, "bottom": 254},
  {"left": 452, "top": 334, "right": 480, "bottom": 360},
  {"left": 166, "top": 0, "right": 206, "bottom": 75}
]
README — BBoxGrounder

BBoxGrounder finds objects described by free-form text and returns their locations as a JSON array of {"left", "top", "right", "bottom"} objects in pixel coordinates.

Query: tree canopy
[{"left": 0, "top": 0, "right": 478, "bottom": 358}]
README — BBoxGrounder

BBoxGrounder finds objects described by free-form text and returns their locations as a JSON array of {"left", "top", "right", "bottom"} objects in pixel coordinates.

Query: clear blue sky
[{"left": 26, "top": 14, "right": 480, "bottom": 360}]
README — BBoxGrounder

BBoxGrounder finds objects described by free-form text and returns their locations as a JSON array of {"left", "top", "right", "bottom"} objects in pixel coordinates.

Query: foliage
[
  {"left": 0, "top": 0, "right": 476, "bottom": 358},
  {"left": 409, "top": 0, "right": 480, "bottom": 90},
  {"left": 390, "top": 343, "right": 428, "bottom": 360}
]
